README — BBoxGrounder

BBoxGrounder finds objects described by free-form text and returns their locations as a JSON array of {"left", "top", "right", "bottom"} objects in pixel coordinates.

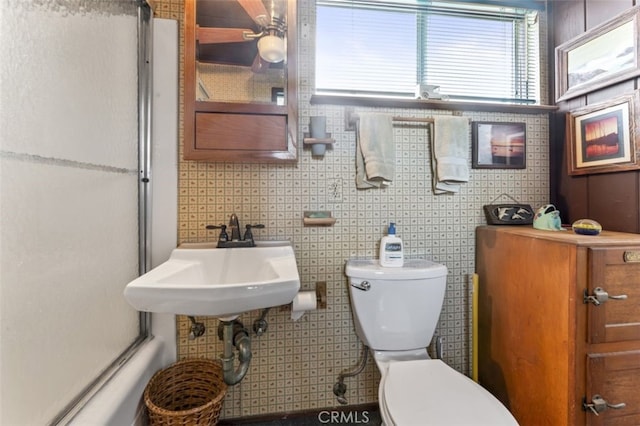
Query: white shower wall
[{"left": 0, "top": 1, "right": 141, "bottom": 424}]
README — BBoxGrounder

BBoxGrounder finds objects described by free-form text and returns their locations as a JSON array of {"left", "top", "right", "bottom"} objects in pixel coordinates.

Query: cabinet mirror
[{"left": 184, "top": 0, "right": 298, "bottom": 162}]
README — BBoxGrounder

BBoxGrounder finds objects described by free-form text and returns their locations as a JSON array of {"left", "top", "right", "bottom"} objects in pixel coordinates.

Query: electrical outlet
[{"left": 328, "top": 178, "right": 343, "bottom": 202}]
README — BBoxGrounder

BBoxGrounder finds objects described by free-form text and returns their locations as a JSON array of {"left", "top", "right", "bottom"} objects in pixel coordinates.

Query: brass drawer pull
[{"left": 623, "top": 251, "right": 640, "bottom": 262}]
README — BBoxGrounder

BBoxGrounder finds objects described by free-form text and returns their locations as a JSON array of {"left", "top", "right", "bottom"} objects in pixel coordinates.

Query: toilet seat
[{"left": 381, "top": 359, "right": 518, "bottom": 426}]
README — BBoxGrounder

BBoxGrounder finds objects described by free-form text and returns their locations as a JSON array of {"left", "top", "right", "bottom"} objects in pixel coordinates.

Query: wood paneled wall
[{"left": 550, "top": 0, "right": 640, "bottom": 233}]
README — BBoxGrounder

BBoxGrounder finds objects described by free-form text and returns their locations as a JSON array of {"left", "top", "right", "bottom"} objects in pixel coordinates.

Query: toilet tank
[{"left": 345, "top": 259, "right": 448, "bottom": 351}]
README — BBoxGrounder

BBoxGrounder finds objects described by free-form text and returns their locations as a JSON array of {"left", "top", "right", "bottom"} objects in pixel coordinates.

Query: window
[{"left": 315, "top": 0, "right": 541, "bottom": 104}]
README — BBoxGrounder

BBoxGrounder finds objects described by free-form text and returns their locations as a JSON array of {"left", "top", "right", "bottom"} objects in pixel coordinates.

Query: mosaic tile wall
[{"left": 153, "top": 0, "right": 550, "bottom": 419}]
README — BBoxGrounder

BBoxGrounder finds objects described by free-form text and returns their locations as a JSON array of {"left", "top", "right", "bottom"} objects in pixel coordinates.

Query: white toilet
[{"left": 345, "top": 259, "right": 518, "bottom": 426}]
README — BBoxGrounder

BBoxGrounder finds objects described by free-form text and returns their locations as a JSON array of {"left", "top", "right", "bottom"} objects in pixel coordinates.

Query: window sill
[{"left": 310, "top": 94, "right": 558, "bottom": 115}]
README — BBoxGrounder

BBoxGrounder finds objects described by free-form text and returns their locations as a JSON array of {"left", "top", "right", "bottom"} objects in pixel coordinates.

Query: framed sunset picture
[{"left": 567, "top": 91, "right": 640, "bottom": 175}]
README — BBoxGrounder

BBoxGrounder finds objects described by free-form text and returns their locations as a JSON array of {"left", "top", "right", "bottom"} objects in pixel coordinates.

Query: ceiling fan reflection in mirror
[{"left": 196, "top": 0, "right": 287, "bottom": 73}]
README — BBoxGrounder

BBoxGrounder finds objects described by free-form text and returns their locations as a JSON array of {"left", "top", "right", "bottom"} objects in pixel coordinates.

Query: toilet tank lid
[
  {"left": 345, "top": 259, "right": 447, "bottom": 280},
  {"left": 384, "top": 360, "right": 518, "bottom": 425}
]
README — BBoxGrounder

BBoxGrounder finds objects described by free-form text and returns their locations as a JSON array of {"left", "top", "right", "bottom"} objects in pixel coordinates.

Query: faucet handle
[
  {"left": 243, "top": 224, "right": 265, "bottom": 243},
  {"left": 206, "top": 224, "right": 228, "bottom": 242}
]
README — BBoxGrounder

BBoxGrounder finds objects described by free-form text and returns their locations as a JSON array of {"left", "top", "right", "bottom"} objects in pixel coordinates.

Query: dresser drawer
[
  {"left": 586, "top": 350, "right": 640, "bottom": 426},
  {"left": 587, "top": 248, "right": 640, "bottom": 344}
]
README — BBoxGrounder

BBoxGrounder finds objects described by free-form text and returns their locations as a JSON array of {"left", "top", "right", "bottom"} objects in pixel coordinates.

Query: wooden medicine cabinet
[{"left": 184, "top": 0, "right": 298, "bottom": 162}]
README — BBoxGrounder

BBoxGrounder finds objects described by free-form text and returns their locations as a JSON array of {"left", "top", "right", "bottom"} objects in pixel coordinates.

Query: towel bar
[{"left": 344, "top": 107, "right": 463, "bottom": 131}]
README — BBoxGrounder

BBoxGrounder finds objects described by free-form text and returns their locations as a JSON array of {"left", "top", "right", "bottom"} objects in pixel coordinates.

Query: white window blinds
[{"left": 316, "top": 0, "right": 540, "bottom": 104}]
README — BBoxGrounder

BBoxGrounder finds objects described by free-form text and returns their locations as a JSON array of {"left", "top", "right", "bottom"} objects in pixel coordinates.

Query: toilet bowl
[{"left": 345, "top": 259, "right": 518, "bottom": 426}]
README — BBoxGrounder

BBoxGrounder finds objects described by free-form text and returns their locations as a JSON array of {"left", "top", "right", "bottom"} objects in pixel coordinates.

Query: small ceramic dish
[{"left": 572, "top": 219, "right": 602, "bottom": 235}]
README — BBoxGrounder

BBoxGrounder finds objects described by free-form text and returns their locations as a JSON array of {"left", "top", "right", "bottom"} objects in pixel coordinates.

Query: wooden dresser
[{"left": 476, "top": 226, "right": 640, "bottom": 426}]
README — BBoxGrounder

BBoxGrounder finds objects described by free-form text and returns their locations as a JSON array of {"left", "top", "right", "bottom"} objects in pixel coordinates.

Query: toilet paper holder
[{"left": 280, "top": 281, "right": 327, "bottom": 311}]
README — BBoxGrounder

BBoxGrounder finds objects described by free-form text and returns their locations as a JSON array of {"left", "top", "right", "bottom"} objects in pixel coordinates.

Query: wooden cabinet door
[
  {"left": 585, "top": 351, "right": 640, "bottom": 426},
  {"left": 587, "top": 248, "right": 640, "bottom": 344},
  {"left": 183, "top": 0, "right": 298, "bottom": 163}
]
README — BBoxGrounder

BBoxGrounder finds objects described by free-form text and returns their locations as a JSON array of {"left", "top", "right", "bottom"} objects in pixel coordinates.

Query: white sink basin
[{"left": 124, "top": 240, "right": 300, "bottom": 318}]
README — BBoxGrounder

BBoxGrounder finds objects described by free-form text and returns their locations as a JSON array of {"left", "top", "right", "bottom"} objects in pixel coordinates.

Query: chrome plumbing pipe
[
  {"left": 220, "top": 320, "right": 252, "bottom": 385},
  {"left": 333, "top": 344, "right": 369, "bottom": 405}
]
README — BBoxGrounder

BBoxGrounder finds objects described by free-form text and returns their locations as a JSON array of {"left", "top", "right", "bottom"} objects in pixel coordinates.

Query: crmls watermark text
[{"left": 317, "top": 410, "right": 370, "bottom": 424}]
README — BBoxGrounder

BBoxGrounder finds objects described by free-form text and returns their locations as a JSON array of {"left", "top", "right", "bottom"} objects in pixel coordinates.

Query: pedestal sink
[{"left": 124, "top": 240, "right": 300, "bottom": 319}]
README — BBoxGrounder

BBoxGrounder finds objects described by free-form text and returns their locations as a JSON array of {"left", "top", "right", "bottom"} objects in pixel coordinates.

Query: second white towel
[{"left": 432, "top": 116, "right": 470, "bottom": 194}]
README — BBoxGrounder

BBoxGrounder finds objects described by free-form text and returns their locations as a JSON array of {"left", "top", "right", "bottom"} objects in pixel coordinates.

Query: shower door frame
[{"left": 50, "top": 1, "right": 154, "bottom": 423}]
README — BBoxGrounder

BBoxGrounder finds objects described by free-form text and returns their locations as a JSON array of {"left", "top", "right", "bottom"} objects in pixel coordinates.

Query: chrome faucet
[
  {"left": 228, "top": 213, "right": 241, "bottom": 241},
  {"left": 206, "top": 213, "right": 264, "bottom": 248}
]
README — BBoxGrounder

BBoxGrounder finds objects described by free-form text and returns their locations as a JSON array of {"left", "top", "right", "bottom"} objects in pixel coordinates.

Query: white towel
[
  {"left": 356, "top": 113, "right": 395, "bottom": 189},
  {"left": 432, "top": 116, "right": 470, "bottom": 194}
]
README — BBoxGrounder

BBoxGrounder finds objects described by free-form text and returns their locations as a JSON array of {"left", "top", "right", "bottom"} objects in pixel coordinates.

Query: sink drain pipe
[
  {"left": 333, "top": 344, "right": 369, "bottom": 405},
  {"left": 218, "top": 320, "right": 252, "bottom": 385}
]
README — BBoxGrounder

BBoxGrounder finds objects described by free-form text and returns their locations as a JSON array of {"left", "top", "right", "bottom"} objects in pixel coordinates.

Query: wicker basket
[{"left": 144, "top": 358, "right": 227, "bottom": 426}]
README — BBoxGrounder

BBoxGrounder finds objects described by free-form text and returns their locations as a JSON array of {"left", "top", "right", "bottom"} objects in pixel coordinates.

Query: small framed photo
[
  {"left": 472, "top": 122, "right": 526, "bottom": 169},
  {"left": 566, "top": 91, "right": 640, "bottom": 175},
  {"left": 555, "top": 7, "right": 640, "bottom": 102}
]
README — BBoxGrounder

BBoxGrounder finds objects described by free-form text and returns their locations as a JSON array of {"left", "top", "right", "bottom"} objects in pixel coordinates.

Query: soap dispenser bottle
[{"left": 379, "top": 222, "right": 404, "bottom": 267}]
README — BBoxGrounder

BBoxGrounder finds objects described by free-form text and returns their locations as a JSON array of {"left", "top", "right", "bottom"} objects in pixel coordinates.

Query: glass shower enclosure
[{"left": 0, "top": 0, "right": 148, "bottom": 423}]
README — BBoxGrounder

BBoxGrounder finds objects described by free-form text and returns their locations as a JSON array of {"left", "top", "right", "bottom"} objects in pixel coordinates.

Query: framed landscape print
[
  {"left": 555, "top": 6, "right": 640, "bottom": 102},
  {"left": 472, "top": 122, "right": 526, "bottom": 169}
]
